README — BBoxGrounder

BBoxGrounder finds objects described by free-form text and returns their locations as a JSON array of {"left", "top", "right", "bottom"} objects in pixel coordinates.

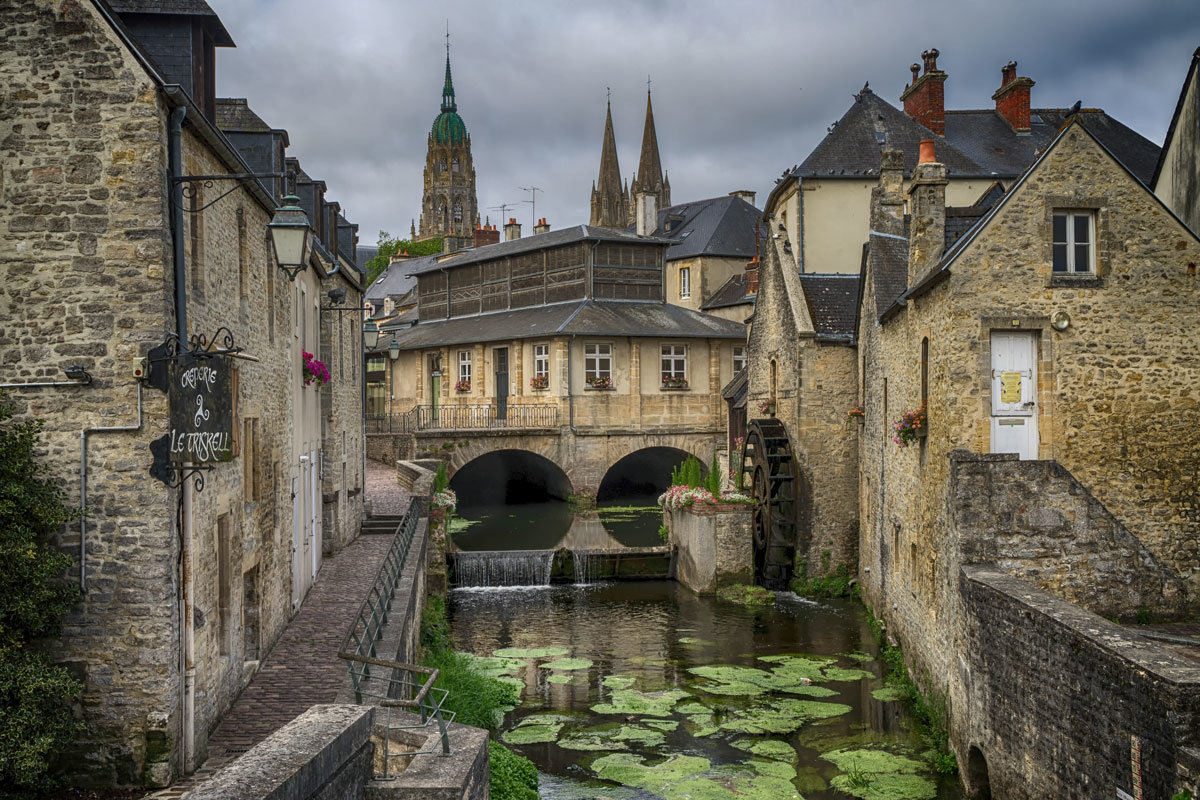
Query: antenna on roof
[
  {"left": 488, "top": 202, "right": 517, "bottom": 221},
  {"left": 518, "top": 186, "right": 542, "bottom": 229}
]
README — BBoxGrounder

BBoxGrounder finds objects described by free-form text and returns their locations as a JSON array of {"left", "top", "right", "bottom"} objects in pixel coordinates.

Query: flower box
[
  {"left": 893, "top": 405, "right": 927, "bottom": 447},
  {"left": 454, "top": 380, "right": 471, "bottom": 393},
  {"left": 529, "top": 375, "right": 549, "bottom": 391},
  {"left": 586, "top": 376, "right": 614, "bottom": 391},
  {"left": 661, "top": 375, "right": 689, "bottom": 390},
  {"left": 757, "top": 400, "right": 776, "bottom": 416},
  {"left": 302, "top": 351, "right": 329, "bottom": 387}
]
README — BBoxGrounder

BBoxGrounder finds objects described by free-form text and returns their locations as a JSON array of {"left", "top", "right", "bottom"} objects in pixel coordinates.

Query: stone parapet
[{"left": 669, "top": 504, "right": 752, "bottom": 594}]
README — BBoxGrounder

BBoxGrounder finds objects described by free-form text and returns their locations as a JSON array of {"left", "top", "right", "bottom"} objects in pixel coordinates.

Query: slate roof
[
  {"left": 635, "top": 195, "right": 765, "bottom": 262},
  {"left": 867, "top": 234, "right": 910, "bottom": 320},
  {"left": 701, "top": 273, "right": 754, "bottom": 311},
  {"left": 794, "top": 88, "right": 1160, "bottom": 184},
  {"left": 388, "top": 300, "right": 746, "bottom": 351},
  {"left": 406, "top": 225, "right": 668, "bottom": 276},
  {"left": 366, "top": 253, "right": 440, "bottom": 302},
  {"left": 356, "top": 245, "right": 379, "bottom": 270},
  {"left": 107, "top": 0, "right": 234, "bottom": 45},
  {"left": 796, "top": 275, "right": 860, "bottom": 340},
  {"left": 215, "top": 98, "right": 272, "bottom": 132},
  {"left": 722, "top": 369, "right": 748, "bottom": 407}
]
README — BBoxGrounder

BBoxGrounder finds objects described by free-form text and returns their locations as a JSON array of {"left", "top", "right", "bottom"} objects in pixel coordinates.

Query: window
[
  {"left": 733, "top": 345, "right": 747, "bottom": 373},
  {"left": 679, "top": 267, "right": 691, "bottom": 299},
  {"left": 451, "top": 157, "right": 460, "bottom": 173},
  {"left": 661, "top": 344, "right": 687, "bottom": 386},
  {"left": 457, "top": 350, "right": 472, "bottom": 384},
  {"left": 453, "top": 201, "right": 463, "bottom": 223},
  {"left": 920, "top": 337, "right": 929, "bottom": 408},
  {"left": 585, "top": 343, "right": 612, "bottom": 386},
  {"left": 534, "top": 344, "right": 550, "bottom": 381},
  {"left": 1052, "top": 211, "right": 1094, "bottom": 273},
  {"left": 439, "top": 158, "right": 447, "bottom": 172}
]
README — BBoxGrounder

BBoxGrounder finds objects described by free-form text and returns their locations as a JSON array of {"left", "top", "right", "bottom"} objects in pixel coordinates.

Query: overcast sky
[{"left": 209, "top": 0, "right": 1200, "bottom": 249}]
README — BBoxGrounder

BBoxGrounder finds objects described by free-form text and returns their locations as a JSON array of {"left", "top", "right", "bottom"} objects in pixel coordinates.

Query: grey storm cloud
[{"left": 209, "top": 0, "right": 1200, "bottom": 249}]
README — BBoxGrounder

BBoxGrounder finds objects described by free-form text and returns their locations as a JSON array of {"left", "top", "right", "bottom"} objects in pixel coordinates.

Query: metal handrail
[
  {"left": 336, "top": 498, "right": 453, "bottom": 774},
  {"left": 367, "top": 403, "right": 559, "bottom": 433}
]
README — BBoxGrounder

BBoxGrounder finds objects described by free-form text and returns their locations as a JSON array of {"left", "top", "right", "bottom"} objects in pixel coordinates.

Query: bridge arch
[
  {"left": 597, "top": 446, "right": 707, "bottom": 503},
  {"left": 450, "top": 449, "right": 574, "bottom": 507}
]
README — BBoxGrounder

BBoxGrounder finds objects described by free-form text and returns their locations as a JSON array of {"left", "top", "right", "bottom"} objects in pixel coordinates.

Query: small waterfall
[
  {"left": 571, "top": 550, "right": 604, "bottom": 584},
  {"left": 450, "top": 549, "right": 556, "bottom": 587}
]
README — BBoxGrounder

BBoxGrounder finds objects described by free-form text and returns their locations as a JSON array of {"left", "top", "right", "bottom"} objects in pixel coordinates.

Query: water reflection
[{"left": 450, "top": 498, "right": 664, "bottom": 552}]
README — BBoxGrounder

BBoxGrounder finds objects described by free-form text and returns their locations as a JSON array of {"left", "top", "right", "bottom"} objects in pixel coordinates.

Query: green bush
[
  {"left": 433, "top": 462, "right": 449, "bottom": 494},
  {"left": 705, "top": 452, "right": 722, "bottom": 496},
  {"left": 0, "top": 394, "right": 83, "bottom": 791},
  {"left": 489, "top": 741, "right": 538, "bottom": 800},
  {"left": 419, "top": 594, "right": 452, "bottom": 654}
]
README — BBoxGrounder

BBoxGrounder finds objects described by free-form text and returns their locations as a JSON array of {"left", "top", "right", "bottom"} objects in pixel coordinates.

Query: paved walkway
[
  {"left": 365, "top": 458, "right": 415, "bottom": 515},
  {"left": 147, "top": 532, "right": 395, "bottom": 798}
]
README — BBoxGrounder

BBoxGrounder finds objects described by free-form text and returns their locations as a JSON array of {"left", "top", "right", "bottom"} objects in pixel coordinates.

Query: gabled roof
[
  {"left": 106, "top": 0, "right": 234, "bottom": 46},
  {"left": 722, "top": 368, "right": 748, "bottom": 406},
  {"left": 367, "top": 254, "right": 439, "bottom": 302},
  {"left": 388, "top": 299, "right": 746, "bottom": 351},
  {"left": 406, "top": 225, "right": 668, "bottom": 277},
  {"left": 637, "top": 195, "right": 765, "bottom": 262},
  {"left": 1151, "top": 46, "right": 1200, "bottom": 191},
  {"left": 796, "top": 274, "right": 860, "bottom": 341},
  {"left": 793, "top": 88, "right": 1160, "bottom": 185},
  {"left": 702, "top": 273, "right": 754, "bottom": 311}
]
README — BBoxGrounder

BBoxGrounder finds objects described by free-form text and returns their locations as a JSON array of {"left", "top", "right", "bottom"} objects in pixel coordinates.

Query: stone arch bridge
[{"left": 369, "top": 421, "right": 725, "bottom": 502}]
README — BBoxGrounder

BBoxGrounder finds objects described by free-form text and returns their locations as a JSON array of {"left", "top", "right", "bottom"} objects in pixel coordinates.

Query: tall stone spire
[
  {"left": 590, "top": 97, "right": 629, "bottom": 229},
  {"left": 630, "top": 89, "right": 669, "bottom": 225}
]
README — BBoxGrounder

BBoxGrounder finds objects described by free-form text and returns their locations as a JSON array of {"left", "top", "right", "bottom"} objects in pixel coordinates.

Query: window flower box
[
  {"left": 302, "top": 351, "right": 329, "bottom": 387},
  {"left": 530, "top": 375, "right": 549, "bottom": 391},
  {"left": 454, "top": 379, "right": 471, "bottom": 393},
  {"left": 661, "top": 375, "right": 689, "bottom": 390},
  {"left": 757, "top": 399, "right": 776, "bottom": 416},
  {"left": 586, "top": 376, "right": 614, "bottom": 391},
  {"left": 846, "top": 404, "right": 865, "bottom": 423},
  {"left": 892, "top": 405, "right": 927, "bottom": 447}
]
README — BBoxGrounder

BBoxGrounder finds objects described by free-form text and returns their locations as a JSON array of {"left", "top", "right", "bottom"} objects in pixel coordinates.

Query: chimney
[
  {"left": 899, "top": 48, "right": 948, "bottom": 135},
  {"left": 473, "top": 225, "right": 499, "bottom": 248},
  {"left": 907, "top": 140, "right": 948, "bottom": 285},
  {"left": 635, "top": 192, "right": 657, "bottom": 236},
  {"left": 504, "top": 218, "right": 521, "bottom": 241},
  {"left": 389, "top": 247, "right": 411, "bottom": 265},
  {"left": 533, "top": 217, "right": 550, "bottom": 235},
  {"left": 744, "top": 221, "right": 761, "bottom": 295},
  {"left": 729, "top": 190, "right": 756, "bottom": 206},
  {"left": 871, "top": 149, "right": 906, "bottom": 239},
  {"left": 992, "top": 60, "right": 1035, "bottom": 133}
]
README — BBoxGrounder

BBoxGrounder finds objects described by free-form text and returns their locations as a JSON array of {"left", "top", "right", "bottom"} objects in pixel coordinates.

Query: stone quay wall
[
  {"left": 669, "top": 504, "right": 752, "bottom": 594},
  {"left": 959, "top": 566, "right": 1200, "bottom": 799}
]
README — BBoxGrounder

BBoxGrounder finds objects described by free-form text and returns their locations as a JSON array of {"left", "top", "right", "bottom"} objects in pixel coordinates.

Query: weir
[{"left": 447, "top": 547, "right": 673, "bottom": 588}]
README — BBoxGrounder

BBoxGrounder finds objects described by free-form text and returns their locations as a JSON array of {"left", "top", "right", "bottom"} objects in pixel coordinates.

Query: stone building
[
  {"left": 852, "top": 121, "right": 1200, "bottom": 797},
  {"left": 590, "top": 92, "right": 670, "bottom": 230},
  {"left": 0, "top": 0, "right": 365, "bottom": 785},
  {"left": 416, "top": 46, "right": 479, "bottom": 251},
  {"left": 1153, "top": 46, "right": 1200, "bottom": 233},
  {"left": 765, "top": 49, "right": 1159, "bottom": 276},
  {"left": 372, "top": 225, "right": 746, "bottom": 499}
]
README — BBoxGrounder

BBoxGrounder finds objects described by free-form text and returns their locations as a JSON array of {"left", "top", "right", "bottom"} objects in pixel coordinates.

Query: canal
[{"left": 448, "top": 583, "right": 959, "bottom": 799}]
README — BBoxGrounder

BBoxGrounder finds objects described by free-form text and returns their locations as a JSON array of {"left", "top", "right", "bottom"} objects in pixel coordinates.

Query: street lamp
[
  {"left": 267, "top": 195, "right": 313, "bottom": 280},
  {"left": 388, "top": 340, "right": 400, "bottom": 361},
  {"left": 363, "top": 319, "right": 380, "bottom": 350}
]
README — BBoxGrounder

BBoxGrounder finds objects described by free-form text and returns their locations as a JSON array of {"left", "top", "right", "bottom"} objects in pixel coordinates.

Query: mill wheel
[{"left": 741, "top": 418, "right": 797, "bottom": 590}]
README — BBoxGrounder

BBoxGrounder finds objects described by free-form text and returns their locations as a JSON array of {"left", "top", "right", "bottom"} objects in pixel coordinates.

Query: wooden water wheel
[{"left": 741, "top": 418, "right": 797, "bottom": 590}]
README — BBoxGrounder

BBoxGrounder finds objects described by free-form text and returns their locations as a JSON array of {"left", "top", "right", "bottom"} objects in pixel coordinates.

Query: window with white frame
[
  {"left": 1052, "top": 211, "right": 1094, "bottom": 274},
  {"left": 733, "top": 345, "right": 747, "bottom": 373},
  {"left": 679, "top": 267, "right": 691, "bottom": 299},
  {"left": 457, "top": 350, "right": 472, "bottom": 384},
  {"left": 584, "top": 343, "right": 612, "bottom": 386},
  {"left": 661, "top": 344, "right": 687, "bottom": 387},
  {"left": 534, "top": 344, "right": 550, "bottom": 379}
]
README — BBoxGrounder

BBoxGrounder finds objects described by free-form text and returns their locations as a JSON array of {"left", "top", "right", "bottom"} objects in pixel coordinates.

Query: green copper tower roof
[{"left": 432, "top": 53, "right": 467, "bottom": 144}]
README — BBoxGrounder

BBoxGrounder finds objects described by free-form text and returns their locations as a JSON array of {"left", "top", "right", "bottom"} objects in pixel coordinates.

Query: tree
[
  {"left": 365, "top": 231, "right": 444, "bottom": 287},
  {"left": 0, "top": 393, "right": 83, "bottom": 792}
]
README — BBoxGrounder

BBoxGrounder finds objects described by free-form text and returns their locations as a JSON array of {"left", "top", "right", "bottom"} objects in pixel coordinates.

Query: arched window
[
  {"left": 453, "top": 202, "right": 463, "bottom": 223},
  {"left": 769, "top": 359, "right": 777, "bottom": 402},
  {"left": 439, "top": 158, "right": 447, "bottom": 172},
  {"left": 438, "top": 202, "right": 448, "bottom": 228}
]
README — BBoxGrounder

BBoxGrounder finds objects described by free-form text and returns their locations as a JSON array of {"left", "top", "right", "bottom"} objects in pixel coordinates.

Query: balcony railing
[{"left": 367, "top": 403, "right": 559, "bottom": 433}]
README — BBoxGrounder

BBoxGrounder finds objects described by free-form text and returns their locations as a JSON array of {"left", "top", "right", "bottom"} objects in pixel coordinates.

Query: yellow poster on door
[{"left": 1000, "top": 371, "right": 1022, "bottom": 403}]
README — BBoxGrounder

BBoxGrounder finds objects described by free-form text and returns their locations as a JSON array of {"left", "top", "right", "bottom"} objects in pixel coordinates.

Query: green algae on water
[
  {"left": 501, "top": 714, "right": 570, "bottom": 745},
  {"left": 719, "top": 697, "right": 852, "bottom": 735},
  {"left": 540, "top": 657, "right": 593, "bottom": 671},
  {"left": 688, "top": 664, "right": 838, "bottom": 697},
  {"left": 871, "top": 686, "right": 906, "bottom": 702},
  {"left": 821, "top": 748, "right": 923, "bottom": 774},
  {"left": 467, "top": 655, "right": 525, "bottom": 678},
  {"left": 602, "top": 675, "right": 636, "bottom": 690},
  {"left": 493, "top": 645, "right": 570, "bottom": 659},
  {"left": 591, "top": 688, "right": 690, "bottom": 717},
  {"left": 590, "top": 754, "right": 804, "bottom": 800},
  {"left": 731, "top": 738, "right": 798, "bottom": 762},
  {"left": 820, "top": 666, "right": 875, "bottom": 682},
  {"left": 822, "top": 748, "right": 935, "bottom": 800},
  {"left": 546, "top": 673, "right": 575, "bottom": 684},
  {"left": 841, "top": 651, "right": 875, "bottom": 663},
  {"left": 715, "top": 584, "right": 776, "bottom": 607}
]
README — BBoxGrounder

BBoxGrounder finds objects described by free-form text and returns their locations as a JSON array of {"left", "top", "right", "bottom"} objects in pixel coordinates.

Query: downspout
[{"left": 167, "top": 103, "right": 196, "bottom": 776}]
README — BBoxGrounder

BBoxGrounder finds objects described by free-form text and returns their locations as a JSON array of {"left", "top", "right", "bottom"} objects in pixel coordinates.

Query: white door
[
  {"left": 990, "top": 331, "right": 1038, "bottom": 460},
  {"left": 309, "top": 447, "right": 321, "bottom": 580},
  {"left": 291, "top": 473, "right": 302, "bottom": 609}
]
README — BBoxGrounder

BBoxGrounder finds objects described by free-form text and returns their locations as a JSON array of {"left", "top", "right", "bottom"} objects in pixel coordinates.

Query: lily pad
[
  {"left": 829, "top": 772, "right": 937, "bottom": 800},
  {"left": 731, "top": 739, "right": 798, "bottom": 762},
  {"left": 501, "top": 717, "right": 564, "bottom": 745},
  {"left": 602, "top": 675, "right": 636, "bottom": 690},
  {"left": 560, "top": 723, "right": 669, "bottom": 751},
  {"left": 748, "top": 758, "right": 797, "bottom": 780},
  {"left": 688, "top": 664, "right": 836, "bottom": 697},
  {"left": 591, "top": 688, "right": 690, "bottom": 717},
  {"left": 540, "top": 657, "right": 593, "bottom": 671},
  {"left": 590, "top": 754, "right": 802, "bottom": 800},
  {"left": 871, "top": 686, "right": 906, "bottom": 702},
  {"left": 493, "top": 646, "right": 570, "bottom": 659},
  {"left": 757, "top": 654, "right": 836, "bottom": 680},
  {"left": 821, "top": 666, "right": 875, "bottom": 682},
  {"left": 675, "top": 702, "right": 710, "bottom": 715},
  {"left": 467, "top": 655, "right": 525, "bottom": 678},
  {"left": 841, "top": 651, "right": 875, "bottom": 663},
  {"left": 720, "top": 697, "right": 852, "bottom": 735},
  {"left": 822, "top": 748, "right": 923, "bottom": 774},
  {"left": 546, "top": 673, "right": 575, "bottom": 684},
  {"left": 643, "top": 719, "right": 679, "bottom": 731}
]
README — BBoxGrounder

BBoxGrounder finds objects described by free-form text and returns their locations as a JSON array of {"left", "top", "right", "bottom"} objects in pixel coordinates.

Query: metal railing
[
  {"left": 367, "top": 403, "right": 559, "bottom": 433},
  {"left": 338, "top": 499, "right": 453, "bottom": 776}
]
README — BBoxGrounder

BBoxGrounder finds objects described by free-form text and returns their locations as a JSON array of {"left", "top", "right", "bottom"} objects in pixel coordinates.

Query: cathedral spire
[
  {"left": 590, "top": 95, "right": 628, "bottom": 229},
  {"left": 629, "top": 86, "right": 669, "bottom": 224},
  {"left": 441, "top": 28, "right": 456, "bottom": 113}
]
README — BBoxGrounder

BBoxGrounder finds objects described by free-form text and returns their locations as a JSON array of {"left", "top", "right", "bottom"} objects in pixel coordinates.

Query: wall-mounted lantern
[
  {"left": 388, "top": 339, "right": 401, "bottom": 361},
  {"left": 267, "top": 195, "right": 313, "bottom": 280},
  {"left": 363, "top": 319, "right": 380, "bottom": 350}
]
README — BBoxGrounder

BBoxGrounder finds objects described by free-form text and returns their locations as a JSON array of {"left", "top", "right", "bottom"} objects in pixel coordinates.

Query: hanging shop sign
[{"left": 168, "top": 353, "right": 234, "bottom": 464}]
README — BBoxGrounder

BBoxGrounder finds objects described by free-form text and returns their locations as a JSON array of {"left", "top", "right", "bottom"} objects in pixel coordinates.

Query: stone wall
[
  {"left": 1155, "top": 54, "right": 1200, "bottom": 235},
  {"left": 669, "top": 503, "right": 752, "bottom": 594},
  {"left": 959, "top": 566, "right": 1200, "bottom": 799},
  {"left": 948, "top": 451, "right": 1188, "bottom": 618},
  {"left": 320, "top": 280, "right": 367, "bottom": 556}
]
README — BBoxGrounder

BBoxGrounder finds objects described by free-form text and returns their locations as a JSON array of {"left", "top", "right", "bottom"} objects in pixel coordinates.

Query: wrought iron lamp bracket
[{"left": 173, "top": 172, "right": 286, "bottom": 213}]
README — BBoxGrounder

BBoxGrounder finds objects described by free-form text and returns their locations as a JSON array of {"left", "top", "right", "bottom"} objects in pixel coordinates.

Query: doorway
[
  {"left": 494, "top": 347, "right": 509, "bottom": 423},
  {"left": 989, "top": 331, "right": 1038, "bottom": 460}
]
